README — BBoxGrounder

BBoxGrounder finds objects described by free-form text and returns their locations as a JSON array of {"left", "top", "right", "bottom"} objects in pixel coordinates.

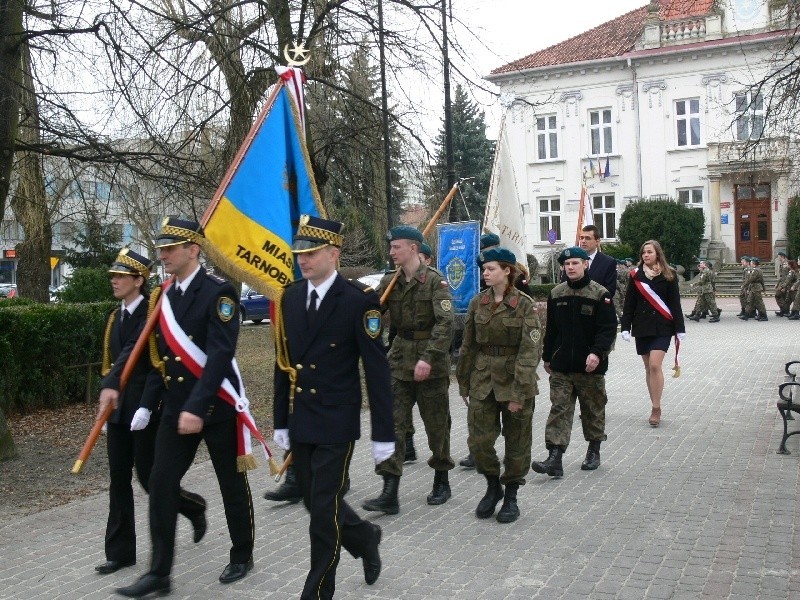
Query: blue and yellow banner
[
  {"left": 202, "top": 83, "right": 324, "bottom": 298},
  {"left": 436, "top": 221, "right": 480, "bottom": 314}
]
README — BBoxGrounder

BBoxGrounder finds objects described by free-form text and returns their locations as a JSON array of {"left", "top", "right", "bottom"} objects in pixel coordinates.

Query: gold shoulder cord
[
  {"left": 101, "top": 309, "right": 119, "bottom": 377},
  {"left": 271, "top": 289, "right": 297, "bottom": 413},
  {"left": 148, "top": 287, "right": 166, "bottom": 378}
]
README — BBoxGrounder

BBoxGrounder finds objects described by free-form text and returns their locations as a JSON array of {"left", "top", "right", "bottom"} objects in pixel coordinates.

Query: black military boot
[
  {"left": 738, "top": 312, "right": 754, "bottom": 321},
  {"left": 776, "top": 309, "right": 787, "bottom": 317},
  {"left": 531, "top": 446, "right": 564, "bottom": 477},
  {"left": 788, "top": 311, "right": 800, "bottom": 320},
  {"left": 496, "top": 483, "right": 520, "bottom": 523},
  {"left": 426, "top": 470, "right": 451, "bottom": 505},
  {"left": 684, "top": 311, "right": 696, "bottom": 319},
  {"left": 580, "top": 441, "right": 601, "bottom": 471},
  {"left": 709, "top": 310, "right": 721, "bottom": 323},
  {"left": 362, "top": 475, "right": 400, "bottom": 515},
  {"left": 459, "top": 453, "right": 475, "bottom": 469},
  {"left": 263, "top": 464, "right": 302, "bottom": 503},
  {"left": 688, "top": 313, "right": 701, "bottom": 322},
  {"left": 404, "top": 434, "right": 417, "bottom": 463},
  {"left": 756, "top": 314, "right": 769, "bottom": 321},
  {"left": 475, "top": 475, "right": 504, "bottom": 519}
]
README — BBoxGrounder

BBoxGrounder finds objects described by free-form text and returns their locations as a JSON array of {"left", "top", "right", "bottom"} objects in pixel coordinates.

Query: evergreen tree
[
  {"left": 431, "top": 85, "right": 495, "bottom": 223},
  {"left": 63, "top": 207, "right": 123, "bottom": 269}
]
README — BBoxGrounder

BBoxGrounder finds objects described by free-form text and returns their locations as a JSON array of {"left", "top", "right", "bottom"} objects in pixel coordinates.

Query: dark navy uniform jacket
[
  {"left": 273, "top": 273, "right": 394, "bottom": 445},
  {"left": 141, "top": 269, "right": 240, "bottom": 426},
  {"left": 100, "top": 300, "right": 151, "bottom": 426}
]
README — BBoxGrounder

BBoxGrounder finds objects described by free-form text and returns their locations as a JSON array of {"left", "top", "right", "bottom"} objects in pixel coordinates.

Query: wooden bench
[{"left": 777, "top": 360, "right": 800, "bottom": 454}]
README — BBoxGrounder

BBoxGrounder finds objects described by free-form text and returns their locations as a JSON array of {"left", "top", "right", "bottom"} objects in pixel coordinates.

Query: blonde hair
[{"left": 638, "top": 239, "right": 675, "bottom": 281}]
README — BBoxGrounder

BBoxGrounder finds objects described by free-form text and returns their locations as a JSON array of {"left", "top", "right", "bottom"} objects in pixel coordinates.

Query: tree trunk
[
  {"left": 10, "top": 40, "right": 52, "bottom": 302},
  {"left": 0, "top": 0, "right": 25, "bottom": 218},
  {"left": 0, "top": 407, "right": 17, "bottom": 461}
]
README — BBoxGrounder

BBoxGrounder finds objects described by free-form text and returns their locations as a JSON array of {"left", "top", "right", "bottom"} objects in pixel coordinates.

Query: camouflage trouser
[
  {"left": 792, "top": 287, "right": 800, "bottom": 312},
  {"left": 739, "top": 289, "right": 748, "bottom": 313},
  {"left": 692, "top": 292, "right": 719, "bottom": 316},
  {"left": 613, "top": 290, "right": 624, "bottom": 319},
  {"left": 745, "top": 289, "right": 766, "bottom": 315},
  {"left": 467, "top": 390, "right": 534, "bottom": 485},
  {"left": 776, "top": 288, "right": 790, "bottom": 312},
  {"left": 376, "top": 377, "right": 454, "bottom": 477},
  {"left": 544, "top": 371, "right": 608, "bottom": 449}
]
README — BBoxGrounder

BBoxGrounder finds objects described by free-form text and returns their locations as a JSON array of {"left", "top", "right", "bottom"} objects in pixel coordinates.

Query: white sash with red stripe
[
  {"left": 630, "top": 270, "right": 682, "bottom": 376},
  {"left": 160, "top": 283, "right": 272, "bottom": 470}
]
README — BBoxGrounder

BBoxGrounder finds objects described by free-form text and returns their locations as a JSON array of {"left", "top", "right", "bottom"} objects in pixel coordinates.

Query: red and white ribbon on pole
[
  {"left": 276, "top": 66, "right": 307, "bottom": 134},
  {"left": 159, "top": 282, "right": 272, "bottom": 470},
  {"left": 630, "top": 270, "right": 682, "bottom": 377}
]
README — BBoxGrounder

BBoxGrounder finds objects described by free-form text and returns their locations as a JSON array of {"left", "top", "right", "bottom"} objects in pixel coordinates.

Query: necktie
[
  {"left": 121, "top": 309, "right": 130, "bottom": 323},
  {"left": 307, "top": 289, "right": 318, "bottom": 327}
]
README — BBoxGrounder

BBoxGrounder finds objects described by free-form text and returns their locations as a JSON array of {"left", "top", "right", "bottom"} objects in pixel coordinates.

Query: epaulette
[
  {"left": 426, "top": 265, "right": 446, "bottom": 278},
  {"left": 347, "top": 278, "right": 374, "bottom": 294},
  {"left": 206, "top": 273, "right": 227, "bottom": 285}
]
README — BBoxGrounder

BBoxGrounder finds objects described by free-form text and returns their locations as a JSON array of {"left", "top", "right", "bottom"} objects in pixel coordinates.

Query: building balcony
[{"left": 706, "top": 137, "right": 791, "bottom": 176}]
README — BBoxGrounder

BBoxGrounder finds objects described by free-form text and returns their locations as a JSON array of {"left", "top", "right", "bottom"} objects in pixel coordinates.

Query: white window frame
[
  {"left": 589, "top": 108, "right": 613, "bottom": 156},
  {"left": 591, "top": 194, "right": 616, "bottom": 240},
  {"left": 535, "top": 114, "right": 559, "bottom": 160},
  {"left": 735, "top": 91, "right": 765, "bottom": 141},
  {"left": 675, "top": 98, "right": 701, "bottom": 147},
  {"left": 538, "top": 196, "right": 561, "bottom": 242},
  {"left": 677, "top": 188, "right": 704, "bottom": 211}
]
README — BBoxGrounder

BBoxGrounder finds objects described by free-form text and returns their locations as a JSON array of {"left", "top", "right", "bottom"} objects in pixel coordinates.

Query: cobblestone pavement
[{"left": 1, "top": 298, "right": 799, "bottom": 599}]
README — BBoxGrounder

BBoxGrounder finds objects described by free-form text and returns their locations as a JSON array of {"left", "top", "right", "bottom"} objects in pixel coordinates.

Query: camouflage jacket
[
  {"left": 745, "top": 267, "right": 765, "bottom": 293},
  {"left": 456, "top": 287, "right": 542, "bottom": 403},
  {"left": 695, "top": 270, "right": 715, "bottom": 293},
  {"left": 378, "top": 263, "right": 453, "bottom": 381}
]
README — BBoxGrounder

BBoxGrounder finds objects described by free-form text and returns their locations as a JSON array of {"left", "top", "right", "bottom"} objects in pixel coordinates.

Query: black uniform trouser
[
  {"left": 148, "top": 418, "right": 254, "bottom": 577},
  {"left": 293, "top": 441, "right": 374, "bottom": 600},
  {"left": 105, "top": 419, "right": 206, "bottom": 563}
]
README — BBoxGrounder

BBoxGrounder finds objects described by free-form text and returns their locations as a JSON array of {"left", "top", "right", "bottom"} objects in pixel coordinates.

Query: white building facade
[{"left": 486, "top": 0, "right": 797, "bottom": 266}]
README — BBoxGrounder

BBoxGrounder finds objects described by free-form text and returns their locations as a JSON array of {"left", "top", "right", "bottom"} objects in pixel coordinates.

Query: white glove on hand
[
  {"left": 130, "top": 408, "right": 152, "bottom": 431},
  {"left": 372, "top": 441, "right": 396, "bottom": 464},
  {"left": 621, "top": 331, "right": 631, "bottom": 342},
  {"left": 677, "top": 332, "right": 686, "bottom": 342},
  {"left": 273, "top": 428, "right": 290, "bottom": 451}
]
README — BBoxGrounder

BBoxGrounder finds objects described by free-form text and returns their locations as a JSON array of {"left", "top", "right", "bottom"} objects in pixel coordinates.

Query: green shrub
[
  {"left": 528, "top": 283, "right": 556, "bottom": 300},
  {"left": 600, "top": 242, "right": 636, "bottom": 261},
  {"left": 787, "top": 197, "right": 800, "bottom": 260},
  {"left": 59, "top": 267, "right": 116, "bottom": 303},
  {"left": 0, "top": 301, "right": 115, "bottom": 413}
]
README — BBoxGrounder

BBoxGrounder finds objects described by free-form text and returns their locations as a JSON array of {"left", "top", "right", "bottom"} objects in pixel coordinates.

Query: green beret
[
  {"left": 750, "top": 257, "right": 760, "bottom": 264},
  {"left": 778, "top": 251, "right": 787, "bottom": 258},
  {"left": 740, "top": 256, "right": 750, "bottom": 261},
  {"left": 557, "top": 246, "right": 589, "bottom": 264},
  {"left": 419, "top": 242, "right": 432, "bottom": 258},
  {"left": 478, "top": 247, "right": 517, "bottom": 267},
  {"left": 480, "top": 233, "right": 500, "bottom": 250},
  {"left": 387, "top": 226, "right": 423, "bottom": 244}
]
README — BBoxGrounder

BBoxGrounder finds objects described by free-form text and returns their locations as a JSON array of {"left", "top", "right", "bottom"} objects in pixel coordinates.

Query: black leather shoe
[
  {"left": 95, "top": 559, "right": 135, "bottom": 574},
  {"left": 362, "top": 523, "right": 382, "bottom": 585},
  {"left": 190, "top": 511, "right": 207, "bottom": 543},
  {"left": 263, "top": 464, "right": 302, "bottom": 503},
  {"left": 219, "top": 558, "right": 253, "bottom": 584},
  {"left": 116, "top": 573, "right": 171, "bottom": 597}
]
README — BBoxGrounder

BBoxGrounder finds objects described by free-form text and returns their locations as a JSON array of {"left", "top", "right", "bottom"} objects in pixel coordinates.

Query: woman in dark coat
[{"left": 620, "top": 240, "right": 685, "bottom": 428}]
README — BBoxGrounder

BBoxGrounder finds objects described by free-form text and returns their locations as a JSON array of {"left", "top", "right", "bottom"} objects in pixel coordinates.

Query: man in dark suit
[
  {"left": 117, "top": 218, "right": 254, "bottom": 597},
  {"left": 574, "top": 225, "right": 617, "bottom": 297},
  {"left": 273, "top": 215, "right": 395, "bottom": 600},
  {"left": 95, "top": 249, "right": 206, "bottom": 576}
]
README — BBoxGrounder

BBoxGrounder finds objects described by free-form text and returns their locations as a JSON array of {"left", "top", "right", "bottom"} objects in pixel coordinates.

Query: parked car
[
  {"left": 356, "top": 272, "right": 385, "bottom": 289},
  {"left": 239, "top": 285, "right": 270, "bottom": 324},
  {"left": 0, "top": 284, "right": 17, "bottom": 299}
]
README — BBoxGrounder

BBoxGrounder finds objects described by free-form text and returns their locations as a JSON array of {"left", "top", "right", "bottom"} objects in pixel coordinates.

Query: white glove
[
  {"left": 621, "top": 331, "right": 631, "bottom": 342},
  {"left": 372, "top": 441, "right": 396, "bottom": 464},
  {"left": 273, "top": 428, "right": 290, "bottom": 451},
  {"left": 677, "top": 332, "right": 686, "bottom": 342},
  {"left": 130, "top": 408, "right": 152, "bottom": 431},
  {"left": 101, "top": 422, "right": 107, "bottom": 433}
]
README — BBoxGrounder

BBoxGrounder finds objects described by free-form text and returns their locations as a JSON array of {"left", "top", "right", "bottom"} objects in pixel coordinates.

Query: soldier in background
[
  {"left": 614, "top": 260, "right": 628, "bottom": 320},
  {"left": 363, "top": 226, "right": 455, "bottom": 515},
  {"left": 686, "top": 260, "right": 720, "bottom": 323},
  {"left": 774, "top": 252, "right": 791, "bottom": 316},
  {"left": 786, "top": 260, "right": 800, "bottom": 320},
  {"left": 531, "top": 247, "right": 617, "bottom": 478},
  {"left": 736, "top": 256, "right": 751, "bottom": 317},
  {"left": 740, "top": 257, "right": 768, "bottom": 321}
]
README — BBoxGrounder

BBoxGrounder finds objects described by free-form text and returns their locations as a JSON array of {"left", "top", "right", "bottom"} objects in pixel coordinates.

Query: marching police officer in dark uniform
[
  {"left": 273, "top": 215, "right": 394, "bottom": 599},
  {"left": 117, "top": 218, "right": 255, "bottom": 597},
  {"left": 95, "top": 249, "right": 206, "bottom": 576}
]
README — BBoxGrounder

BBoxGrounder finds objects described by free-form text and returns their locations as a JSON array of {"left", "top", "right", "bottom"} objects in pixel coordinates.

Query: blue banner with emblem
[{"left": 436, "top": 221, "right": 480, "bottom": 314}]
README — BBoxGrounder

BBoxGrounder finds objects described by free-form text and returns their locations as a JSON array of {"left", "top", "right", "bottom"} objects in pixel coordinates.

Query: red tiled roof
[{"left": 490, "top": 0, "right": 716, "bottom": 75}]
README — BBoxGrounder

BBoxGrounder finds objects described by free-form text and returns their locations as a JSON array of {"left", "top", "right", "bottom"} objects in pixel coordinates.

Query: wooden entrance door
[{"left": 734, "top": 183, "right": 771, "bottom": 261}]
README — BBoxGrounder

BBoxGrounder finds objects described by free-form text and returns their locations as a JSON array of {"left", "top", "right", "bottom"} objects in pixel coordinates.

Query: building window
[
  {"left": 676, "top": 99, "right": 701, "bottom": 147},
  {"left": 592, "top": 194, "right": 616, "bottom": 239},
  {"left": 589, "top": 109, "right": 613, "bottom": 155},
  {"left": 677, "top": 188, "right": 704, "bottom": 210},
  {"left": 536, "top": 115, "right": 558, "bottom": 160},
  {"left": 538, "top": 197, "right": 561, "bottom": 242},
  {"left": 735, "top": 91, "right": 764, "bottom": 140}
]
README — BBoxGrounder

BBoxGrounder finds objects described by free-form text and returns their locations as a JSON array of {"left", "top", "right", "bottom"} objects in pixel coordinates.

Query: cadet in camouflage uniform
[
  {"left": 740, "top": 257, "right": 768, "bottom": 321},
  {"left": 687, "top": 260, "right": 720, "bottom": 322},
  {"left": 786, "top": 261, "right": 800, "bottom": 319},
  {"left": 613, "top": 261, "right": 628, "bottom": 319},
  {"left": 774, "top": 252, "right": 791, "bottom": 316},
  {"left": 456, "top": 247, "right": 542, "bottom": 524},
  {"left": 737, "top": 256, "right": 751, "bottom": 317},
  {"left": 531, "top": 247, "right": 617, "bottom": 478},
  {"left": 363, "top": 226, "right": 454, "bottom": 515}
]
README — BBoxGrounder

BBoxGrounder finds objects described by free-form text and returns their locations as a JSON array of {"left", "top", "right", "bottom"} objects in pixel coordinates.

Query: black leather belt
[{"left": 398, "top": 329, "right": 432, "bottom": 340}]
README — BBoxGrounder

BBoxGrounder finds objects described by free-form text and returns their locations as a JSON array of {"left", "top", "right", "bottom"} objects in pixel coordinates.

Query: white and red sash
[
  {"left": 630, "top": 270, "right": 682, "bottom": 377},
  {"left": 159, "top": 282, "right": 272, "bottom": 470}
]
